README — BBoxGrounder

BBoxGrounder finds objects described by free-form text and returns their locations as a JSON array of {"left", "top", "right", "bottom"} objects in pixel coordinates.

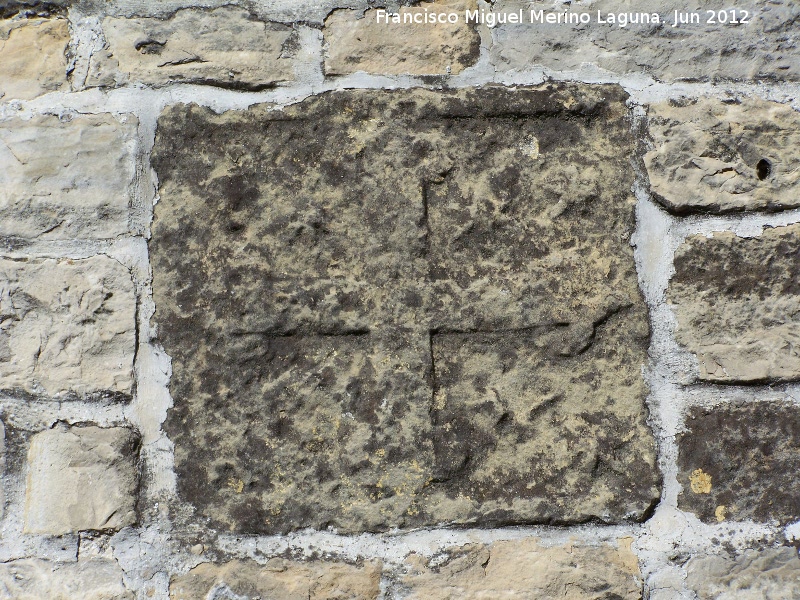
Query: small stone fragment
[
  {"left": 400, "top": 538, "right": 643, "bottom": 599},
  {"left": 0, "top": 18, "right": 68, "bottom": 100},
  {"left": 169, "top": 558, "right": 382, "bottom": 600},
  {"left": 678, "top": 402, "right": 800, "bottom": 524},
  {"left": 0, "top": 558, "right": 133, "bottom": 599},
  {"left": 0, "top": 256, "right": 136, "bottom": 398},
  {"left": 685, "top": 547, "right": 800, "bottom": 599},
  {"left": 668, "top": 224, "right": 800, "bottom": 383},
  {"left": 0, "top": 112, "right": 137, "bottom": 240},
  {"left": 324, "top": 0, "right": 480, "bottom": 75},
  {"left": 645, "top": 98, "right": 800, "bottom": 214},
  {"left": 24, "top": 425, "right": 140, "bottom": 535},
  {"left": 89, "top": 7, "right": 296, "bottom": 89}
]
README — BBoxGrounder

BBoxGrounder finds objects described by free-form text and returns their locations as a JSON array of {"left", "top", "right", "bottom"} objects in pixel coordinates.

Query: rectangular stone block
[
  {"left": 677, "top": 402, "right": 800, "bottom": 524},
  {"left": 0, "top": 256, "right": 136, "bottom": 398},
  {"left": 400, "top": 538, "right": 642, "bottom": 599},
  {"left": 491, "top": 0, "right": 799, "bottom": 83},
  {"left": 151, "top": 85, "right": 659, "bottom": 534},
  {"left": 24, "top": 424, "right": 140, "bottom": 535},
  {"left": 645, "top": 98, "right": 800, "bottom": 214},
  {"left": 324, "top": 0, "right": 480, "bottom": 76},
  {"left": 0, "top": 112, "right": 136, "bottom": 240},
  {"left": 170, "top": 558, "right": 381, "bottom": 600},
  {"left": 0, "top": 558, "right": 133, "bottom": 599},
  {"left": 0, "top": 18, "right": 68, "bottom": 101},
  {"left": 88, "top": 7, "right": 296, "bottom": 89},
  {"left": 685, "top": 548, "right": 800, "bottom": 598},
  {"left": 668, "top": 224, "right": 800, "bottom": 383}
]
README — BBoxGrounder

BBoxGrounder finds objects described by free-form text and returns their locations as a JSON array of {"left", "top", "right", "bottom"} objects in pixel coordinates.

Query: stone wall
[{"left": 0, "top": 0, "right": 799, "bottom": 598}]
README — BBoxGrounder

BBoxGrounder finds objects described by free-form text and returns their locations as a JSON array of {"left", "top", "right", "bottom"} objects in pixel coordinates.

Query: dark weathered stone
[
  {"left": 668, "top": 225, "right": 800, "bottom": 383},
  {"left": 678, "top": 402, "right": 800, "bottom": 524},
  {"left": 0, "top": 0, "right": 69, "bottom": 18},
  {"left": 151, "top": 85, "right": 659, "bottom": 534}
]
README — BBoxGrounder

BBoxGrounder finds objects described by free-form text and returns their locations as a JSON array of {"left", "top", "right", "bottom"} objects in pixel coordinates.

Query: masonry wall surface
[{"left": 1, "top": 0, "right": 799, "bottom": 598}]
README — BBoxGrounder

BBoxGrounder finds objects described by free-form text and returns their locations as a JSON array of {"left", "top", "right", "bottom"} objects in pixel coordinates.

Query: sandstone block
[
  {"left": 24, "top": 425, "right": 140, "bottom": 535},
  {"left": 0, "top": 256, "right": 136, "bottom": 398},
  {"left": 0, "top": 558, "right": 133, "bottom": 599},
  {"left": 677, "top": 403, "right": 800, "bottom": 524},
  {"left": 401, "top": 538, "right": 642, "bottom": 599},
  {"left": 169, "top": 558, "right": 381, "bottom": 600},
  {"left": 88, "top": 7, "right": 296, "bottom": 89},
  {"left": 0, "top": 18, "right": 68, "bottom": 100},
  {"left": 492, "top": 0, "right": 799, "bottom": 83},
  {"left": 324, "top": 0, "right": 480, "bottom": 76},
  {"left": 685, "top": 548, "right": 800, "bottom": 599},
  {"left": 645, "top": 98, "right": 800, "bottom": 214},
  {"left": 668, "top": 224, "right": 800, "bottom": 383},
  {"left": 0, "top": 112, "right": 136, "bottom": 240},
  {"left": 151, "top": 85, "right": 659, "bottom": 534}
]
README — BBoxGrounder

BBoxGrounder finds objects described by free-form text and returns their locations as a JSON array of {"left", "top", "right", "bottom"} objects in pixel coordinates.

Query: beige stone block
[
  {"left": 0, "top": 112, "right": 137, "bottom": 240},
  {"left": 0, "top": 256, "right": 136, "bottom": 398},
  {"left": 0, "top": 558, "right": 133, "bottom": 599},
  {"left": 401, "top": 538, "right": 642, "bottom": 599},
  {"left": 324, "top": 0, "right": 480, "bottom": 75},
  {"left": 24, "top": 425, "right": 139, "bottom": 535},
  {"left": 492, "top": 0, "right": 799, "bottom": 83},
  {"left": 645, "top": 98, "right": 800, "bottom": 214},
  {"left": 169, "top": 558, "right": 381, "bottom": 600},
  {"left": 88, "top": 7, "right": 296, "bottom": 89},
  {"left": 0, "top": 18, "right": 68, "bottom": 101},
  {"left": 685, "top": 548, "right": 800, "bottom": 599}
]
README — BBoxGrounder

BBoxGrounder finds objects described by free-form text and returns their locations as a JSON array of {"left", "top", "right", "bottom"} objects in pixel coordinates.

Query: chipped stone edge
[{"left": 0, "top": 1, "right": 798, "bottom": 598}]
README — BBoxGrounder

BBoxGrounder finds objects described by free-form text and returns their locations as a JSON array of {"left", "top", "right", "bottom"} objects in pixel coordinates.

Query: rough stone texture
[
  {"left": 0, "top": 420, "right": 4, "bottom": 523},
  {"left": 492, "top": 0, "right": 799, "bottom": 82},
  {"left": 0, "top": 558, "right": 133, "bottom": 599},
  {"left": 169, "top": 558, "right": 381, "bottom": 600},
  {"left": 0, "top": 1, "right": 69, "bottom": 18},
  {"left": 151, "top": 85, "right": 659, "bottom": 534},
  {"left": 645, "top": 99, "right": 800, "bottom": 214},
  {"left": 400, "top": 538, "right": 643, "bottom": 599},
  {"left": 685, "top": 548, "right": 800, "bottom": 600},
  {"left": 0, "top": 112, "right": 137, "bottom": 240},
  {"left": 677, "top": 402, "right": 800, "bottom": 524},
  {"left": 324, "top": 0, "right": 480, "bottom": 76},
  {"left": 668, "top": 225, "right": 800, "bottom": 383},
  {"left": 87, "top": 7, "right": 296, "bottom": 89},
  {"left": 24, "top": 425, "right": 140, "bottom": 535},
  {"left": 0, "top": 256, "right": 136, "bottom": 398},
  {"left": 0, "top": 18, "right": 68, "bottom": 100}
]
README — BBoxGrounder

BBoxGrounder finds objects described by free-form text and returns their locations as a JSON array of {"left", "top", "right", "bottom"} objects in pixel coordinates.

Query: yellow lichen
[
  {"left": 689, "top": 468, "right": 712, "bottom": 494},
  {"left": 715, "top": 505, "right": 727, "bottom": 522},
  {"left": 226, "top": 478, "right": 244, "bottom": 494}
]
